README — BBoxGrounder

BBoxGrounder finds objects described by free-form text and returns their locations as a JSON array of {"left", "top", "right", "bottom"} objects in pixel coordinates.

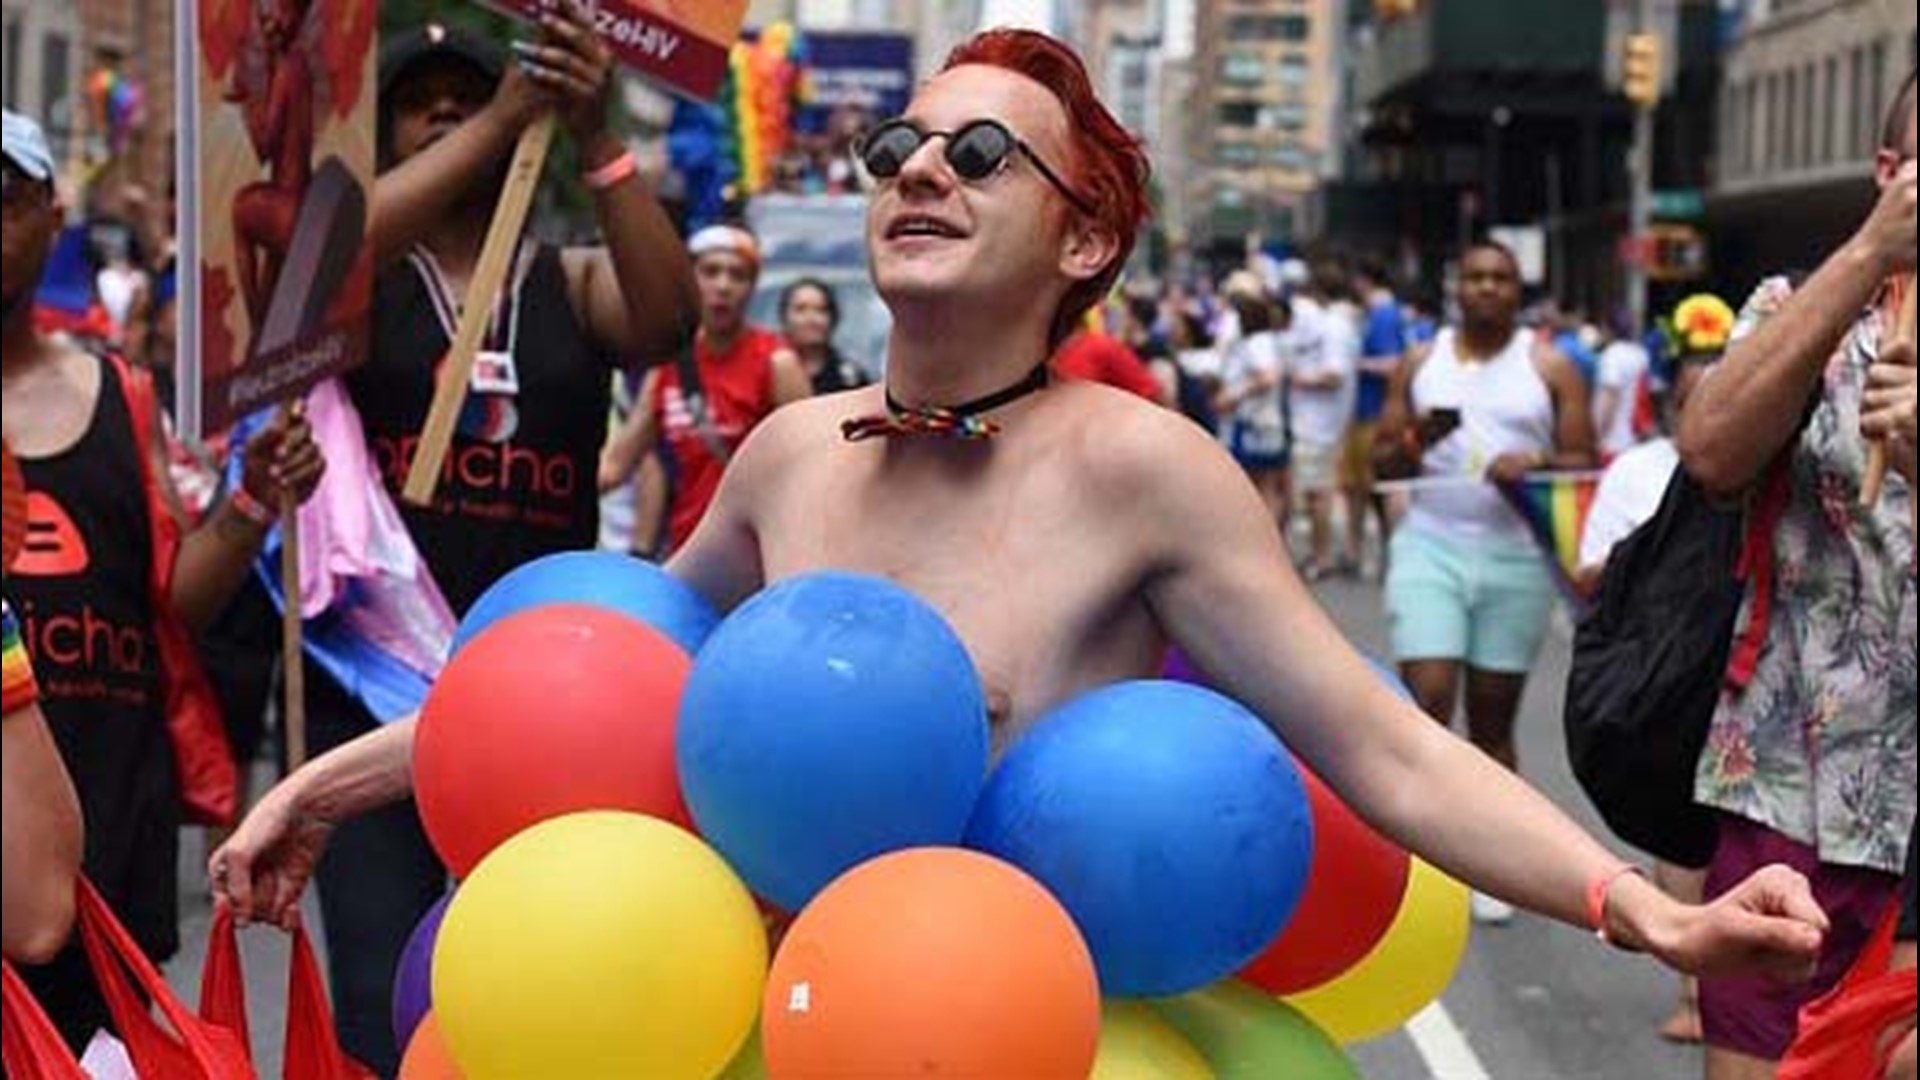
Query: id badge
[{"left": 471, "top": 350, "right": 521, "bottom": 396}]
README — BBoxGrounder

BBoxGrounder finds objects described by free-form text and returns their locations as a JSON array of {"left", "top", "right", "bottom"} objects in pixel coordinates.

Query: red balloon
[
  {"left": 1239, "top": 767, "right": 1412, "bottom": 995},
  {"left": 415, "top": 605, "right": 692, "bottom": 877}
]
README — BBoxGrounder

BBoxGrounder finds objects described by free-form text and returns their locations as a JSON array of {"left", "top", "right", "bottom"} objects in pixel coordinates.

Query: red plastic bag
[
  {"left": 1779, "top": 903, "right": 1918, "bottom": 1080},
  {"left": 1, "top": 959, "right": 90, "bottom": 1080},
  {"left": 76, "top": 879, "right": 255, "bottom": 1079},
  {"left": 199, "top": 905, "right": 377, "bottom": 1080}
]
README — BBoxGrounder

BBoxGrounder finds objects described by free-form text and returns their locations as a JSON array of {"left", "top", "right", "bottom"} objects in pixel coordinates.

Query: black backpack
[{"left": 1566, "top": 461, "right": 1790, "bottom": 869}]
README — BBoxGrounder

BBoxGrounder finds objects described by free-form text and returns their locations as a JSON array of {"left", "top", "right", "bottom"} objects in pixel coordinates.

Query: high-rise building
[
  {"left": 1185, "top": 0, "right": 1345, "bottom": 254},
  {"left": 1710, "top": 0, "right": 1915, "bottom": 283}
]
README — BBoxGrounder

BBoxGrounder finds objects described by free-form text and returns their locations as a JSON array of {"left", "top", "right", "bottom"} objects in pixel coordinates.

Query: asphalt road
[{"left": 162, "top": 574, "right": 1703, "bottom": 1080}]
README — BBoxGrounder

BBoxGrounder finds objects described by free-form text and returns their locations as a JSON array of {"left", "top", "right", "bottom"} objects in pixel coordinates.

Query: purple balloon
[
  {"left": 391, "top": 893, "right": 453, "bottom": 1051},
  {"left": 1161, "top": 647, "right": 1207, "bottom": 686}
]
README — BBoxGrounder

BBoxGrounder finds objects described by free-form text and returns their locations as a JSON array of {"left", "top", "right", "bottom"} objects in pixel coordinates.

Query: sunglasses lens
[
  {"left": 948, "top": 123, "right": 1014, "bottom": 181},
  {"left": 861, "top": 125, "right": 923, "bottom": 179}
]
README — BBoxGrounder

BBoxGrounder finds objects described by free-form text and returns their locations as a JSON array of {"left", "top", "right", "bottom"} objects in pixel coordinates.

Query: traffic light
[
  {"left": 1623, "top": 33, "right": 1663, "bottom": 109},
  {"left": 1648, "top": 225, "right": 1708, "bottom": 283}
]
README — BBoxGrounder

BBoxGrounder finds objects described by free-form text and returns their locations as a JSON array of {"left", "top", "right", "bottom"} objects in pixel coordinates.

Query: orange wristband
[
  {"left": 1588, "top": 864, "right": 1647, "bottom": 942},
  {"left": 583, "top": 150, "right": 639, "bottom": 192}
]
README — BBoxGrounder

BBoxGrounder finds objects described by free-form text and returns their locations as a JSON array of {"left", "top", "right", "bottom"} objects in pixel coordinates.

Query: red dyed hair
[{"left": 943, "top": 30, "right": 1152, "bottom": 347}]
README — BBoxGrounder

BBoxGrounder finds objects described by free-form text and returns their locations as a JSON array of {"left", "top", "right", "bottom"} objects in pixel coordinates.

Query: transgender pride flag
[{"left": 1498, "top": 473, "right": 1604, "bottom": 607}]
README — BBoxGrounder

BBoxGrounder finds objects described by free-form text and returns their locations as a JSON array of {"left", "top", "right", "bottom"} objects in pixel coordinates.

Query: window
[
  {"left": 1870, "top": 40, "right": 1889, "bottom": 153},
  {"left": 1823, "top": 57, "right": 1839, "bottom": 165},
  {"left": 1225, "top": 14, "right": 1310, "bottom": 42},
  {"left": 3, "top": 16, "right": 21, "bottom": 105},
  {"left": 1220, "top": 52, "right": 1265, "bottom": 85},
  {"left": 1217, "top": 101, "right": 1261, "bottom": 128},
  {"left": 1277, "top": 55, "right": 1311, "bottom": 88},
  {"left": 1272, "top": 143, "right": 1317, "bottom": 172},
  {"left": 1799, "top": 62, "right": 1814, "bottom": 169},
  {"left": 1774, "top": 69, "right": 1789, "bottom": 170},
  {"left": 40, "top": 32, "right": 70, "bottom": 159},
  {"left": 1215, "top": 141, "right": 1259, "bottom": 169},
  {"left": 1851, "top": 46, "right": 1868, "bottom": 159}
]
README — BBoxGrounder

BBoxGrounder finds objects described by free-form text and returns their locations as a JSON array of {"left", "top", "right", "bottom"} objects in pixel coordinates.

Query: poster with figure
[
  {"left": 181, "top": 0, "right": 376, "bottom": 437},
  {"left": 482, "top": 0, "right": 750, "bottom": 99}
]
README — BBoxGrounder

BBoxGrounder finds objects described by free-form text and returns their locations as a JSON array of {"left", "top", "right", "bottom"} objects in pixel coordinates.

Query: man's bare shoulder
[
  {"left": 731, "top": 389, "right": 883, "bottom": 473},
  {"left": 1045, "top": 382, "right": 1244, "bottom": 501}
]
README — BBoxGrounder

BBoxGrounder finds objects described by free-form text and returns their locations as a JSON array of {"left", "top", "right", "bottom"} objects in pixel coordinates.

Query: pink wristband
[
  {"left": 229, "top": 487, "right": 278, "bottom": 528},
  {"left": 1588, "top": 864, "right": 1647, "bottom": 942},
  {"left": 583, "top": 151, "right": 639, "bottom": 192}
]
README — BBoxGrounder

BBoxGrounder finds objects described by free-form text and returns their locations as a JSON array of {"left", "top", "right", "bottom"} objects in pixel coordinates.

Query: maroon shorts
[{"left": 1699, "top": 812, "right": 1902, "bottom": 1061}]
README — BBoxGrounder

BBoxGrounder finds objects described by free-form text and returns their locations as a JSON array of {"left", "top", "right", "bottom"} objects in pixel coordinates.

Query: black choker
[{"left": 842, "top": 363, "right": 1052, "bottom": 442}]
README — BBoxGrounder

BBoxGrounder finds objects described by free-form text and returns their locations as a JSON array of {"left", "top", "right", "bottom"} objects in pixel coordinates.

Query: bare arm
[
  {"left": 524, "top": 8, "right": 698, "bottom": 360},
  {"left": 770, "top": 349, "right": 814, "bottom": 409},
  {"left": 211, "top": 717, "right": 417, "bottom": 929},
  {"left": 170, "top": 408, "right": 324, "bottom": 632},
  {"left": 1133, "top": 414, "right": 1825, "bottom": 979},
  {"left": 599, "top": 370, "right": 662, "bottom": 494},
  {"left": 564, "top": 144, "right": 700, "bottom": 360},
  {"left": 2, "top": 703, "right": 83, "bottom": 964},
  {"left": 370, "top": 71, "right": 546, "bottom": 270},
  {"left": 1681, "top": 163, "right": 1915, "bottom": 496},
  {"left": 1372, "top": 342, "right": 1431, "bottom": 479}
]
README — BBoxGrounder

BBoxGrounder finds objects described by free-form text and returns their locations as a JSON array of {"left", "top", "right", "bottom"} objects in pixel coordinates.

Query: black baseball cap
[{"left": 379, "top": 22, "right": 508, "bottom": 100}]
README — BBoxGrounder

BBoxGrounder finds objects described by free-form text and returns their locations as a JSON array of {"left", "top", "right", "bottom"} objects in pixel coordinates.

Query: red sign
[{"left": 486, "top": 0, "right": 749, "bottom": 99}]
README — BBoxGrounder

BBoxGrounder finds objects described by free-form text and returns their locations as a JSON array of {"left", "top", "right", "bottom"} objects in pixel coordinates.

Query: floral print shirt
[{"left": 1695, "top": 276, "right": 1916, "bottom": 874}]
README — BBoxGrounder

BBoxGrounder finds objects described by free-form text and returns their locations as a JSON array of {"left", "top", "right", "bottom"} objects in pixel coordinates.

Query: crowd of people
[{"left": 0, "top": 12, "right": 1915, "bottom": 1080}]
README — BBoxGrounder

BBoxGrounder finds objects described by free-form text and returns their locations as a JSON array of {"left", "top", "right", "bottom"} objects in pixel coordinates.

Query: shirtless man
[{"left": 214, "top": 31, "right": 1828, "bottom": 1003}]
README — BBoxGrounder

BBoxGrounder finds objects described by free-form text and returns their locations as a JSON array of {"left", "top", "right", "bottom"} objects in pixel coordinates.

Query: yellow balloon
[
  {"left": 434, "top": 812, "right": 768, "bottom": 1080},
  {"left": 1283, "top": 859, "right": 1470, "bottom": 1045},
  {"left": 1092, "top": 1001, "right": 1215, "bottom": 1080}
]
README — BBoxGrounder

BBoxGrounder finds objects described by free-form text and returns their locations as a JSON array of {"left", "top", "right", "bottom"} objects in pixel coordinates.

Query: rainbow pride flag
[{"left": 1498, "top": 473, "right": 1603, "bottom": 605}]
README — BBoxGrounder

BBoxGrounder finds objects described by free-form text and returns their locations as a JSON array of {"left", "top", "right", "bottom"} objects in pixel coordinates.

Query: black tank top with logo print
[
  {"left": 355, "top": 244, "right": 612, "bottom": 615},
  {"left": 12, "top": 353, "right": 180, "bottom": 1046}
]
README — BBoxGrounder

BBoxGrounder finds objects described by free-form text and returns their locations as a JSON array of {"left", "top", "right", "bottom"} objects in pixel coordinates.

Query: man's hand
[
  {"left": 1486, "top": 452, "right": 1542, "bottom": 487},
  {"left": 240, "top": 405, "right": 326, "bottom": 509},
  {"left": 513, "top": 1, "right": 614, "bottom": 143},
  {"left": 1863, "top": 339, "right": 1918, "bottom": 485},
  {"left": 1632, "top": 864, "right": 1829, "bottom": 982},
  {"left": 210, "top": 779, "right": 335, "bottom": 932},
  {"left": 1860, "top": 161, "right": 1918, "bottom": 278}
]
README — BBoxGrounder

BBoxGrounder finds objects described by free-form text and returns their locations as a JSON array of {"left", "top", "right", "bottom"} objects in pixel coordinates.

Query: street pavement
[{"left": 164, "top": 574, "right": 1704, "bottom": 1079}]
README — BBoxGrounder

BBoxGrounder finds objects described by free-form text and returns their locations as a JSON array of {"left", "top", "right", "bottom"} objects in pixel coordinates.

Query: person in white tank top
[{"left": 1374, "top": 243, "right": 1597, "bottom": 923}]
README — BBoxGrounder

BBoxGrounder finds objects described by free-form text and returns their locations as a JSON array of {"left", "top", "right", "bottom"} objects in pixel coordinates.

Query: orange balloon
[
  {"left": 400, "top": 1015, "right": 462, "bottom": 1080},
  {"left": 763, "top": 848, "right": 1101, "bottom": 1080}
]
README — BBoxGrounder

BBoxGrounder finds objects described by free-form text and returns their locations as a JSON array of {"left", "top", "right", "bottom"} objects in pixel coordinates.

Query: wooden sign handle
[
  {"left": 1861, "top": 279, "right": 1917, "bottom": 508},
  {"left": 280, "top": 486, "right": 308, "bottom": 770},
  {"left": 402, "top": 114, "right": 557, "bottom": 507}
]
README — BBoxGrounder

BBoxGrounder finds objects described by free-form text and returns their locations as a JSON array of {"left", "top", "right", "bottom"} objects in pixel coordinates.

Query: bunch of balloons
[{"left": 396, "top": 559, "right": 1471, "bottom": 1077}]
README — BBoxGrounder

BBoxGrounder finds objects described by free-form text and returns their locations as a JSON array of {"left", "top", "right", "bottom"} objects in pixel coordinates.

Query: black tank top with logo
[
  {"left": 12, "top": 354, "right": 179, "bottom": 1043},
  {"left": 356, "top": 245, "right": 612, "bottom": 615}
]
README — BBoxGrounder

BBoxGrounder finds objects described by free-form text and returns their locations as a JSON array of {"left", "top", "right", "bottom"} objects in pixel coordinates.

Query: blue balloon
[
  {"left": 677, "top": 572, "right": 990, "bottom": 911},
  {"left": 966, "top": 681, "right": 1314, "bottom": 997},
  {"left": 452, "top": 552, "right": 720, "bottom": 657}
]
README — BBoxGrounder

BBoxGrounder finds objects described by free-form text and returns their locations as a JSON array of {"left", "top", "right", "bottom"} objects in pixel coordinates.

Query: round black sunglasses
[{"left": 857, "top": 118, "right": 1097, "bottom": 216}]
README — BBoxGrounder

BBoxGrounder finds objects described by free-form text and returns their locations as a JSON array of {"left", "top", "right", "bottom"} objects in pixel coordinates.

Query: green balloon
[
  {"left": 1150, "top": 981, "right": 1360, "bottom": 1080},
  {"left": 716, "top": 1024, "right": 768, "bottom": 1080}
]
